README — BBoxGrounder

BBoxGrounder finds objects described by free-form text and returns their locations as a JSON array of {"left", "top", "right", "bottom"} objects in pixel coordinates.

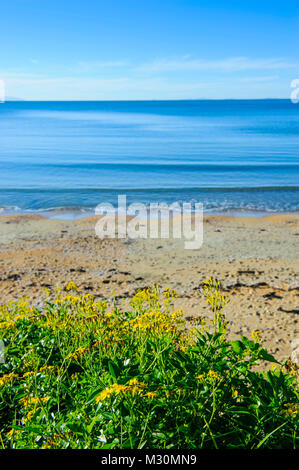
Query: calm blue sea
[{"left": 0, "top": 100, "right": 298, "bottom": 218}]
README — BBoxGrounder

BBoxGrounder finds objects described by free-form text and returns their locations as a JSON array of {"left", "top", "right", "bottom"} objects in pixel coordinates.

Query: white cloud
[
  {"left": 0, "top": 57, "right": 295, "bottom": 100},
  {"left": 136, "top": 56, "right": 299, "bottom": 73},
  {"left": 238, "top": 75, "right": 279, "bottom": 82},
  {"left": 75, "top": 61, "right": 129, "bottom": 72},
  {"left": 2, "top": 73, "right": 289, "bottom": 100}
]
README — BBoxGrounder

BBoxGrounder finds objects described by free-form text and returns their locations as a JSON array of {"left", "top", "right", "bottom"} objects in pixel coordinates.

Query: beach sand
[{"left": 0, "top": 213, "right": 298, "bottom": 363}]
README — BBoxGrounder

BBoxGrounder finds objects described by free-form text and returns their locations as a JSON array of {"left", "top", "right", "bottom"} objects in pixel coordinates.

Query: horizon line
[{"left": 3, "top": 97, "right": 293, "bottom": 102}]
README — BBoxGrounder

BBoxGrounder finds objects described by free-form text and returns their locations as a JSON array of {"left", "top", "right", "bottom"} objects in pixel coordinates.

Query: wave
[
  {"left": 1, "top": 162, "right": 299, "bottom": 170},
  {"left": 0, "top": 186, "right": 298, "bottom": 193},
  {"left": 0, "top": 205, "right": 21, "bottom": 212},
  {"left": 0, "top": 192, "right": 298, "bottom": 217}
]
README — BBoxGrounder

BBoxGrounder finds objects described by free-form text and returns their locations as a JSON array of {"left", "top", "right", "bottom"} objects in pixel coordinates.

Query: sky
[{"left": 0, "top": 0, "right": 299, "bottom": 100}]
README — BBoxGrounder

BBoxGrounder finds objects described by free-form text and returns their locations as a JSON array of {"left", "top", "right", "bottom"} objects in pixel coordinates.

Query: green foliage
[{"left": 0, "top": 279, "right": 298, "bottom": 449}]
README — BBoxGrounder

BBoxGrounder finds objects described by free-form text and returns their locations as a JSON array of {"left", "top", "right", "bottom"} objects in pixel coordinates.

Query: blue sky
[{"left": 1, "top": 0, "right": 299, "bottom": 100}]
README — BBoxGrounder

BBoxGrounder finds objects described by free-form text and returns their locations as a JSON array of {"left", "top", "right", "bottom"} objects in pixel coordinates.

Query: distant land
[{"left": 0, "top": 97, "right": 292, "bottom": 102}]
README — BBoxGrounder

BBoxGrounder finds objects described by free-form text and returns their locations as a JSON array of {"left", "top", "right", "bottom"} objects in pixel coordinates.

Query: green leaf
[
  {"left": 67, "top": 422, "right": 83, "bottom": 434},
  {"left": 138, "top": 440, "right": 147, "bottom": 449},
  {"left": 258, "top": 348, "right": 280, "bottom": 364},
  {"left": 241, "top": 336, "right": 257, "bottom": 351},
  {"left": 86, "top": 415, "right": 101, "bottom": 434},
  {"left": 86, "top": 385, "right": 105, "bottom": 404},
  {"left": 230, "top": 340, "right": 245, "bottom": 354},
  {"left": 153, "top": 368, "right": 162, "bottom": 380},
  {"left": 108, "top": 361, "right": 117, "bottom": 379},
  {"left": 14, "top": 425, "right": 43, "bottom": 434},
  {"left": 256, "top": 422, "right": 287, "bottom": 448}
]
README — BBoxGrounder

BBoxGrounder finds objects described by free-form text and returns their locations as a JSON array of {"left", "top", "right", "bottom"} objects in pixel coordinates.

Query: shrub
[{"left": 0, "top": 279, "right": 298, "bottom": 448}]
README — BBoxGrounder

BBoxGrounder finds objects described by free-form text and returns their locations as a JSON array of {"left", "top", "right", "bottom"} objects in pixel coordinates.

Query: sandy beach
[{"left": 0, "top": 213, "right": 298, "bottom": 363}]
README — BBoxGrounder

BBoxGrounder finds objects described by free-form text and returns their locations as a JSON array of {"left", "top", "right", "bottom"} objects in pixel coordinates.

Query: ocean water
[{"left": 0, "top": 100, "right": 298, "bottom": 218}]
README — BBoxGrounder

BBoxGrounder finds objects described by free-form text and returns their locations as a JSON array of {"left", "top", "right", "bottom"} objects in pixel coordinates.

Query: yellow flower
[
  {"left": 95, "top": 380, "right": 147, "bottom": 403},
  {"left": 6, "top": 429, "right": 21, "bottom": 439},
  {"left": 0, "top": 321, "right": 14, "bottom": 329},
  {"left": 130, "top": 386, "right": 141, "bottom": 396},
  {"left": 95, "top": 388, "right": 114, "bottom": 403},
  {"left": 26, "top": 409, "right": 37, "bottom": 420},
  {"left": 15, "top": 314, "right": 26, "bottom": 321},
  {"left": 39, "top": 365, "right": 55, "bottom": 374},
  {"left": 70, "top": 373, "right": 80, "bottom": 380},
  {"left": 0, "top": 372, "right": 18, "bottom": 387},
  {"left": 251, "top": 330, "right": 262, "bottom": 342},
  {"left": 66, "top": 282, "right": 78, "bottom": 291},
  {"left": 163, "top": 288, "right": 178, "bottom": 299},
  {"left": 207, "top": 370, "right": 220, "bottom": 380},
  {"left": 196, "top": 374, "right": 204, "bottom": 381},
  {"left": 67, "top": 346, "right": 87, "bottom": 361},
  {"left": 283, "top": 359, "right": 297, "bottom": 376},
  {"left": 23, "top": 371, "right": 35, "bottom": 378},
  {"left": 127, "top": 378, "right": 139, "bottom": 386},
  {"left": 145, "top": 391, "right": 157, "bottom": 399},
  {"left": 113, "top": 384, "right": 128, "bottom": 395},
  {"left": 20, "top": 395, "right": 49, "bottom": 408},
  {"left": 283, "top": 403, "right": 299, "bottom": 417}
]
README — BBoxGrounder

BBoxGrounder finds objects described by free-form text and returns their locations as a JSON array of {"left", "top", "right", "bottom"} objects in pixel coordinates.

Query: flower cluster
[
  {"left": 0, "top": 279, "right": 298, "bottom": 449},
  {"left": 251, "top": 330, "right": 262, "bottom": 342},
  {"left": 95, "top": 378, "right": 147, "bottom": 403},
  {"left": 0, "top": 372, "right": 18, "bottom": 388},
  {"left": 20, "top": 396, "right": 50, "bottom": 409}
]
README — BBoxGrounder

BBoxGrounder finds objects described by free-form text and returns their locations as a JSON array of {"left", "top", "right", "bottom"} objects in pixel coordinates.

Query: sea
[{"left": 0, "top": 99, "right": 298, "bottom": 219}]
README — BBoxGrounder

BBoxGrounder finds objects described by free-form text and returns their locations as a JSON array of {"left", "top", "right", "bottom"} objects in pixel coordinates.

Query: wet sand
[{"left": 0, "top": 213, "right": 298, "bottom": 363}]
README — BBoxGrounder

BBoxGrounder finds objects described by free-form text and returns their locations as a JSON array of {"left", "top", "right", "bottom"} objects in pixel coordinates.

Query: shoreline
[
  {"left": 1, "top": 210, "right": 299, "bottom": 221},
  {"left": 1, "top": 211, "right": 299, "bottom": 223}
]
